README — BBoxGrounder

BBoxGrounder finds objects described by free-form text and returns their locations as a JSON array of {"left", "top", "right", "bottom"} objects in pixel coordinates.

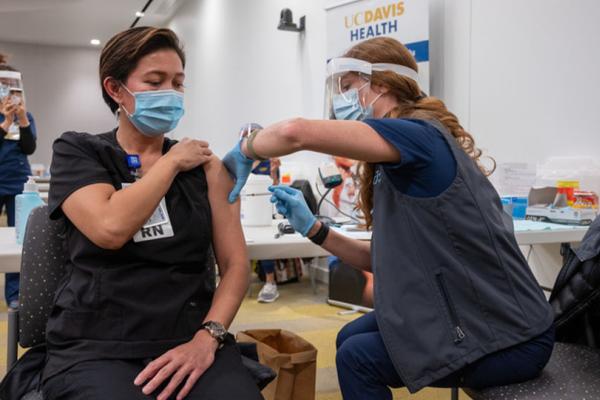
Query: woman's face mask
[
  {"left": 332, "top": 82, "right": 383, "bottom": 121},
  {"left": 121, "top": 84, "right": 184, "bottom": 137}
]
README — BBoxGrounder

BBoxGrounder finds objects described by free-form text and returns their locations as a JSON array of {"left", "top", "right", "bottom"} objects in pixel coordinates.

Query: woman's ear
[
  {"left": 371, "top": 83, "right": 390, "bottom": 95},
  {"left": 103, "top": 77, "right": 123, "bottom": 105}
]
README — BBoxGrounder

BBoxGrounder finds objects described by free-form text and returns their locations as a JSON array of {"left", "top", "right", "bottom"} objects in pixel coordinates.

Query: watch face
[{"left": 206, "top": 321, "right": 227, "bottom": 341}]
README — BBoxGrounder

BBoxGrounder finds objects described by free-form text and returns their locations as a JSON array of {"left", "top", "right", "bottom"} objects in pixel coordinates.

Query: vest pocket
[{"left": 435, "top": 272, "right": 466, "bottom": 344}]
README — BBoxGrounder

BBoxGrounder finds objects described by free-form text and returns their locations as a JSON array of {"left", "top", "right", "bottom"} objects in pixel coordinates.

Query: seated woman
[{"left": 43, "top": 27, "right": 262, "bottom": 400}]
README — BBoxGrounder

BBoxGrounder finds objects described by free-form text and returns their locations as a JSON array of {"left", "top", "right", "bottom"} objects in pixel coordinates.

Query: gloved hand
[
  {"left": 269, "top": 185, "right": 317, "bottom": 236},
  {"left": 223, "top": 140, "right": 255, "bottom": 203}
]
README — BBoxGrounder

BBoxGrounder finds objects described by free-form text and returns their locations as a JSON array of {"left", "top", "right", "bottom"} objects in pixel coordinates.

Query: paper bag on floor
[{"left": 237, "top": 329, "right": 317, "bottom": 400}]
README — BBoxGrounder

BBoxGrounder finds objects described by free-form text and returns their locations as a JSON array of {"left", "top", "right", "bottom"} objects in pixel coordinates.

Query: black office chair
[
  {"left": 7, "top": 205, "right": 66, "bottom": 368},
  {"left": 462, "top": 224, "right": 600, "bottom": 400},
  {"left": 4, "top": 205, "right": 273, "bottom": 399},
  {"left": 462, "top": 342, "right": 600, "bottom": 399}
]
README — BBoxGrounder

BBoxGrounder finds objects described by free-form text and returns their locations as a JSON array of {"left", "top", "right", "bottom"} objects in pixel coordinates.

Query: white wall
[
  {"left": 469, "top": 0, "right": 600, "bottom": 165},
  {"left": 5, "top": 0, "right": 595, "bottom": 177},
  {"left": 0, "top": 41, "right": 115, "bottom": 167},
  {"left": 168, "top": 0, "right": 330, "bottom": 177},
  {"left": 164, "top": 0, "right": 483, "bottom": 181},
  {"left": 168, "top": 0, "right": 600, "bottom": 182},
  {"left": 166, "top": 0, "right": 474, "bottom": 180}
]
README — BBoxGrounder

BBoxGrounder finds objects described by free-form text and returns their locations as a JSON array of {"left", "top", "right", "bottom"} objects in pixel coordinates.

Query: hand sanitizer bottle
[{"left": 15, "top": 176, "right": 44, "bottom": 244}]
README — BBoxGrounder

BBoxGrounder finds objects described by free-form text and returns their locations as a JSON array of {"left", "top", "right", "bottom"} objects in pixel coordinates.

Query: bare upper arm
[
  {"left": 292, "top": 118, "right": 401, "bottom": 163},
  {"left": 203, "top": 157, "right": 248, "bottom": 269},
  {"left": 62, "top": 183, "right": 116, "bottom": 247}
]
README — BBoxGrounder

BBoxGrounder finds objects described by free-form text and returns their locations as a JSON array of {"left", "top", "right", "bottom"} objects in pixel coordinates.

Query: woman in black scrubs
[
  {"left": 43, "top": 27, "right": 262, "bottom": 400},
  {"left": 223, "top": 37, "right": 554, "bottom": 399}
]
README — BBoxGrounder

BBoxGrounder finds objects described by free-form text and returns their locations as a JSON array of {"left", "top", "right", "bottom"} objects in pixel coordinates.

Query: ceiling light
[
  {"left": 135, "top": 11, "right": 145, "bottom": 17},
  {"left": 90, "top": 39, "right": 101, "bottom": 46}
]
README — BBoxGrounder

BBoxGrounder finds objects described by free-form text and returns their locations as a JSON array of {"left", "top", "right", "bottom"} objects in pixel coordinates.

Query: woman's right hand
[
  {"left": 269, "top": 185, "right": 317, "bottom": 236},
  {"left": 223, "top": 141, "right": 255, "bottom": 203},
  {"left": 165, "top": 138, "right": 213, "bottom": 172}
]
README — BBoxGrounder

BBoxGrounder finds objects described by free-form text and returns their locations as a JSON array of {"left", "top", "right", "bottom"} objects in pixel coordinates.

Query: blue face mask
[
  {"left": 122, "top": 85, "right": 185, "bottom": 137},
  {"left": 332, "top": 83, "right": 383, "bottom": 121}
]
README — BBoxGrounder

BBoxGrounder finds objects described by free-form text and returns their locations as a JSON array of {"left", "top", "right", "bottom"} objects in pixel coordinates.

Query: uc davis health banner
[{"left": 326, "top": 0, "right": 429, "bottom": 91}]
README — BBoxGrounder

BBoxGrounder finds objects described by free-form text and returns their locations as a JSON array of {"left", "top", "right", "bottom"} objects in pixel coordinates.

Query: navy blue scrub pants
[
  {"left": 336, "top": 312, "right": 554, "bottom": 400},
  {"left": 259, "top": 260, "right": 276, "bottom": 275},
  {"left": 0, "top": 195, "right": 20, "bottom": 304}
]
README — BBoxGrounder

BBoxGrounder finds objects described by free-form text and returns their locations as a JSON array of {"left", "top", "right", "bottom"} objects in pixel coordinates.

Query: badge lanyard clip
[{"left": 126, "top": 154, "right": 142, "bottom": 180}]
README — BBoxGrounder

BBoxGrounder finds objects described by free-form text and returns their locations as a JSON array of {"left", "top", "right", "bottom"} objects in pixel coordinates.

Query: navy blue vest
[{"left": 371, "top": 120, "right": 553, "bottom": 392}]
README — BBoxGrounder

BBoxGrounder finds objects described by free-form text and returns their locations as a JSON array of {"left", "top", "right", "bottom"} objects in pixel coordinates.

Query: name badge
[{"left": 121, "top": 183, "right": 175, "bottom": 242}]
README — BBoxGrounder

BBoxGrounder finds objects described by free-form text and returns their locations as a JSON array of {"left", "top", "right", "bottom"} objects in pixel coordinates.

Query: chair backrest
[
  {"left": 18, "top": 205, "right": 67, "bottom": 348},
  {"left": 550, "top": 215, "right": 600, "bottom": 347}
]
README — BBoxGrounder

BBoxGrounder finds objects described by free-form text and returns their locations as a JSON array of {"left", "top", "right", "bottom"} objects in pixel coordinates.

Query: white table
[
  {"left": 244, "top": 221, "right": 330, "bottom": 260},
  {"left": 0, "top": 228, "right": 21, "bottom": 273},
  {"left": 0, "top": 220, "right": 590, "bottom": 273},
  {"left": 0, "top": 221, "right": 330, "bottom": 273},
  {"left": 512, "top": 220, "right": 588, "bottom": 245}
]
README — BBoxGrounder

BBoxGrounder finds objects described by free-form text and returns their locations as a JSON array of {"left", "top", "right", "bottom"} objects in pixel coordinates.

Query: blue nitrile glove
[
  {"left": 223, "top": 140, "right": 255, "bottom": 203},
  {"left": 269, "top": 185, "right": 317, "bottom": 236}
]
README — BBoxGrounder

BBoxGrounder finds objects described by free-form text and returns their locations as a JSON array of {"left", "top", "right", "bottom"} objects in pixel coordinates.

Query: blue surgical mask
[
  {"left": 121, "top": 85, "right": 184, "bottom": 137},
  {"left": 332, "top": 84, "right": 383, "bottom": 121}
]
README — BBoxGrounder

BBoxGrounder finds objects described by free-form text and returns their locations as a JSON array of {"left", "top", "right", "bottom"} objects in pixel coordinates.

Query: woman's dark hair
[
  {"left": 99, "top": 27, "right": 185, "bottom": 114},
  {"left": 0, "top": 53, "right": 18, "bottom": 72}
]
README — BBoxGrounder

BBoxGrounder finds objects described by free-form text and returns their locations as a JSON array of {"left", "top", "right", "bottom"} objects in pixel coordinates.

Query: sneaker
[
  {"left": 258, "top": 283, "right": 280, "bottom": 303},
  {"left": 8, "top": 300, "right": 19, "bottom": 310}
]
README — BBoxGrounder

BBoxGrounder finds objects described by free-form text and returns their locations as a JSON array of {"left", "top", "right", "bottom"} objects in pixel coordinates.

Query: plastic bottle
[{"left": 15, "top": 176, "right": 45, "bottom": 244}]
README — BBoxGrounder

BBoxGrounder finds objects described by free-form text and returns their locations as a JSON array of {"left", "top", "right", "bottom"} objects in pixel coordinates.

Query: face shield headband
[{"left": 324, "top": 57, "right": 420, "bottom": 120}]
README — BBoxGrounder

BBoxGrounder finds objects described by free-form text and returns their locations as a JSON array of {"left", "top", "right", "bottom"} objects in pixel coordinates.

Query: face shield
[
  {"left": 0, "top": 70, "right": 24, "bottom": 104},
  {"left": 324, "top": 57, "right": 419, "bottom": 120}
]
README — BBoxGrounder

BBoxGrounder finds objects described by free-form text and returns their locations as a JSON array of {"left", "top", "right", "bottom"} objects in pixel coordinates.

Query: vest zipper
[{"left": 435, "top": 273, "right": 466, "bottom": 344}]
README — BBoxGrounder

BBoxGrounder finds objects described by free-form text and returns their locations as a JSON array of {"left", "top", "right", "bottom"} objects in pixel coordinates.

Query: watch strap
[
  {"left": 308, "top": 222, "right": 330, "bottom": 245},
  {"left": 246, "top": 129, "right": 267, "bottom": 161}
]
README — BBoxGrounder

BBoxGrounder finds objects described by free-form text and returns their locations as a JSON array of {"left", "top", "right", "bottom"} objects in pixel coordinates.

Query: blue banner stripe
[{"left": 405, "top": 40, "right": 429, "bottom": 63}]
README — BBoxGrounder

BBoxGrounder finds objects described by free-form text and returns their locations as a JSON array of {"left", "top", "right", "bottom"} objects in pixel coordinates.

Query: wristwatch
[{"left": 201, "top": 321, "right": 228, "bottom": 347}]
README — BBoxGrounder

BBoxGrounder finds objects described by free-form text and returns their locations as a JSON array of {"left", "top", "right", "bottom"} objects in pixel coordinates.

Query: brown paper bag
[{"left": 237, "top": 329, "right": 318, "bottom": 400}]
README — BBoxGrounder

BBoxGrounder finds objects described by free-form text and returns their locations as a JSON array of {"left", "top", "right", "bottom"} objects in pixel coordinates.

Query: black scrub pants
[{"left": 43, "top": 340, "right": 264, "bottom": 400}]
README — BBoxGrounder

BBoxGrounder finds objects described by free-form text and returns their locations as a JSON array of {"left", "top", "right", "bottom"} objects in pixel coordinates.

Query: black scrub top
[{"left": 44, "top": 129, "right": 214, "bottom": 381}]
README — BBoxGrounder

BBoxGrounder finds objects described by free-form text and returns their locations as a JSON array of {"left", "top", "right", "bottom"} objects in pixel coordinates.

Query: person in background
[
  {"left": 0, "top": 53, "right": 37, "bottom": 310},
  {"left": 250, "top": 157, "right": 284, "bottom": 302},
  {"left": 332, "top": 156, "right": 358, "bottom": 217}
]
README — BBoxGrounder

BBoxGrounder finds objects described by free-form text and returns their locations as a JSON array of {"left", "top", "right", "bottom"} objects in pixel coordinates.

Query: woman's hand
[
  {"left": 269, "top": 185, "right": 317, "bottom": 236},
  {"left": 14, "top": 98, "right": 29, "bottom": 127},
  {"left": 134, "top": 330, "right": 219, "bottom": 400},
  {"left": 0, "top": 99, "right": 16, "bottom": 132},
  {"left": 165, "top": 138, "right": 213, "bottom": 172},
  {"left": 223, "top": 140, "right": 255, "bottom": 203}
]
